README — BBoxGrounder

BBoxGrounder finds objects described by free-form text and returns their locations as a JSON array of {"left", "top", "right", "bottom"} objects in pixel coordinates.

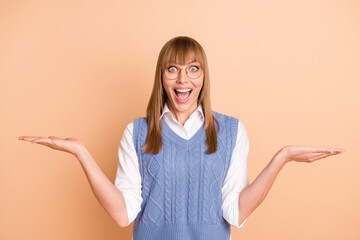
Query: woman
[{"left": 19, "top": 36, "right": 344, "bottom": 240}]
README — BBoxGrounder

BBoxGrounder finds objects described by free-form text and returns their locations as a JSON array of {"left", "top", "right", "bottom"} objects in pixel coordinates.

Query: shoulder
[
  {"left": 212, "top": 110, "right": 240, "bottom": 127},
  {"left": 131, "top": 117, "right": 149, "bottom": 145},
  {"left": 132, "top": 117, "right": 147, "bottom": 130},
  {"left": 212, "top": 110, "right": 246, "bottom": 124},
  {"left": 123, "top": 117, "right": 146, "bottom": 133},
  {"left": 212, "top": 110, "right": 238, "bottom": 121},
  {"left": 133, "top": 116, "right": 146, "bottom": 124},
  {"left": 212, "top": 111, "right": 248, "bottom": 136},
  {"left": 121, "top": 117, "right": 147, "bottom": 142}
]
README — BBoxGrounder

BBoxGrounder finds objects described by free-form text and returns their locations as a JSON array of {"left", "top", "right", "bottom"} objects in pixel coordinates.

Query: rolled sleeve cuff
[
  {"left": 223, "top": 193, "right": 248, "bottom": 229},
  {"left": 122, "top": 193, "right": 142, "bottom": 227}
]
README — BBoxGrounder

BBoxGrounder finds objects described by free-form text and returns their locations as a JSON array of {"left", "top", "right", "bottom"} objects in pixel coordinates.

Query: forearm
[
  {"left": 75, "top": 146, "right": 128, "bottom": 227},
  {"left": 238, "top": 152, "right": 287, "bottom": 225}
]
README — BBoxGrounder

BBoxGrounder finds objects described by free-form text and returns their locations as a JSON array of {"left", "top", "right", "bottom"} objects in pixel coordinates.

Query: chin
[{"left": 173, "top": 101, "right": 196, "bottom": 112}]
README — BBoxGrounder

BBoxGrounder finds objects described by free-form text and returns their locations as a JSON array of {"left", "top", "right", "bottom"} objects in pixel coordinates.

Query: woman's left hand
[{"left": 278, "top": 145, "right": 345, "bottom": 164}]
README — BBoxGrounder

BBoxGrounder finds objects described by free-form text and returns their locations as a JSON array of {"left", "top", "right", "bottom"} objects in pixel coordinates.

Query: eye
[
  {"left": 167, "top": 66, "right": 178, "bottom": 72},
  {"left": 189, "top": 65, "right": 199, "bottom": 72}
]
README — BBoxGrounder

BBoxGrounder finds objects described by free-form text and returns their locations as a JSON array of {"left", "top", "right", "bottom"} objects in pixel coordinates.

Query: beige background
[{"left": 1, "top": 0, "right": 359, "bottom": 239}]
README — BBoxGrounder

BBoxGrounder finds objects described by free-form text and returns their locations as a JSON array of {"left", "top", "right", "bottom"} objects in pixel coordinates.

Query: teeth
[{"left": 175, "top": 89, "right": 192, "bottom": 93}]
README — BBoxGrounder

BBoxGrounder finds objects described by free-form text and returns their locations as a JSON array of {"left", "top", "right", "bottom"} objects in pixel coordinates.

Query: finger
[
  {"left": 315, "top": 151, "right": 342, "bottom": 157},
  {"left": 19, "top": 136, "right": 46, "bottom": 141},
  {"left": 310, "top": 152, "right": 341, "bottom": 161},
  {"left": 331, "top": 148, "right": 345, "bottom": 153},
  {"left": 31, "top": 138, "right": 52, "bottom": 144},
  {"left": 311, "top": 152, "right": 332, "bottom": 157},
  {"left": 32, "top": 141, "right": 53, "bottom": 148},
  {"left": 308, "top": 153, "right": 331, "bottom": 160},
  {"left": 313, "top": 148, "right": 345, "bottom": 154}
]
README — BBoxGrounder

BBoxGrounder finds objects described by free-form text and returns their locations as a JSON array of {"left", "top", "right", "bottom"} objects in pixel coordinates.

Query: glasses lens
[
  {"left": 165, "top": 66, "right": 178, "bottom": 79},
  {"left": 186, "top": 65, "right": 202, "bottom": 79},
  {"left": 163, "top": 65, "right": 202, "bottom": 80}
]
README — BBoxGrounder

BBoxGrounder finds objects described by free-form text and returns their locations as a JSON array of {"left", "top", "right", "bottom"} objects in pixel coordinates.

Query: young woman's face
[{"left": 162, "top": 59, "right": 204, "bottom": 120}]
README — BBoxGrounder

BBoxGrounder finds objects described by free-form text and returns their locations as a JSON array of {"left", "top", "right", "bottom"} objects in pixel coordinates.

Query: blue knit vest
[{"left": 132, "top": 111, "right": 238, "bottom": 240}]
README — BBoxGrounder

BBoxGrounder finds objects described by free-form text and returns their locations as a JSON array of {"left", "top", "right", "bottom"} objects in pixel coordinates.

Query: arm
[
  {"left": 19, "top": 123, "right": 143, "bottom": 228},
  {"left": 75, "top": 147, "right": 129, "bottom": 227},
  {"left": 237, "top": 150, "right": 286, "bottom": 225},
  {"left": 237, "top": 145, "right": 345, "bottom": 225},
  {"left": 76, "top": 122, "right": 142, "bottom": 227}
]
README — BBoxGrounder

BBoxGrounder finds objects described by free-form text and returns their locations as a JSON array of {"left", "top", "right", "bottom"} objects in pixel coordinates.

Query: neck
[{"left": 167, "top": 103, "right": 197, "bottom": 126}]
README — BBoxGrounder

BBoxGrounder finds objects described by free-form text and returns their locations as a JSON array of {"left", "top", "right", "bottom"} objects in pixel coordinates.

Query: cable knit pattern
[
  {"left": 163, "top": 136, "right": 172, "bottom": 224},
  {"left": 175, "top": 144, "right": 187, "bottom": 222},
  {"left": 187, "top": 142, "right": 200, "bottom": 224},
  {"left": 132, "top": 111, "right": 238, "bottom": 240},
  {"left": 202, "top": 150, "right": 211, "bottom": 223}
]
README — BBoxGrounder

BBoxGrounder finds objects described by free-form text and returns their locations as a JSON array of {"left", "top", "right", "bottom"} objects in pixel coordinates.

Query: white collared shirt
[{"left": 114, "top": 103, "right": 249, "bottom": 239}]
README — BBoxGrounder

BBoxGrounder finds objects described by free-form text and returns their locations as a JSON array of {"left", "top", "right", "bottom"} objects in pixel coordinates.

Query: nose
[{"left": 176, "top": 68, "right": 188, "bottom": 83}]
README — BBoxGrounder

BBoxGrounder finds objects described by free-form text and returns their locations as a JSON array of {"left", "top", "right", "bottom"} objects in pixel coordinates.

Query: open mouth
[{"left": 174, "top": 88, "right": 192, "bottom": 103}]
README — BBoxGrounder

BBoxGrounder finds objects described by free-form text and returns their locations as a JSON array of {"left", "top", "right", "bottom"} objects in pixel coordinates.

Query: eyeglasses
[{"left": 161, "top": 64, "right": 202, "bottom": 80}]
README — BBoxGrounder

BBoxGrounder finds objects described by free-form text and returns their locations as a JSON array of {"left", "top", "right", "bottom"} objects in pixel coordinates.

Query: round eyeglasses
[{"left": 161, "top": 65, "right": 202, "bottom": 80}]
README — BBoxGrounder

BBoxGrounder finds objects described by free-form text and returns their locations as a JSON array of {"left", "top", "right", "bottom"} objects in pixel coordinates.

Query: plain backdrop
[{"left": 1, "top": 0, "right": 359, "bottom": 239}]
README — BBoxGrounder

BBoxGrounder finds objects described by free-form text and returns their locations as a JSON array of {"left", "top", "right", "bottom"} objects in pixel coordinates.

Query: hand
[
  {"left": 280, "top": 145, "right": 345, "bottom": 164},
  {"left": 19, "top": 135, "right": 85, "bottom": 157}
]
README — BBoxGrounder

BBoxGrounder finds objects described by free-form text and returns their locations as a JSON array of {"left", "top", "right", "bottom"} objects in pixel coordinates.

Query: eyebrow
[{"left": 165, "top": 60, "right": 199, "bottom": 66}]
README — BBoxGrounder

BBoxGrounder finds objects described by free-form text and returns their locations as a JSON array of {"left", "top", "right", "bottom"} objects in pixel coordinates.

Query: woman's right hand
[{"left": 19, "top": 136, "right": 85, "bottom": 157}]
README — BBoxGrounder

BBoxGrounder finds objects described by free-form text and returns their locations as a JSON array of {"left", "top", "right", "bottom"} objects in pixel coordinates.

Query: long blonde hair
[{"left": 143, "top": 36, "right": 219, "bottom": 154}]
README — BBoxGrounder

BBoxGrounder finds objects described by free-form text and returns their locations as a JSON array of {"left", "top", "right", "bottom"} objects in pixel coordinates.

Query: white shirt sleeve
[
  {"left": 222, "top": 119, "right": 250, "bottom": 228},
  {"left": 114, "top": 122, "right": 143, "bottom": 226}
]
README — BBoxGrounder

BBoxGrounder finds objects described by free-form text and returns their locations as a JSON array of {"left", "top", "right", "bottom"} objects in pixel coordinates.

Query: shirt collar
[{"left": 160, "top": 102, "right": 204, "bottom": 121}]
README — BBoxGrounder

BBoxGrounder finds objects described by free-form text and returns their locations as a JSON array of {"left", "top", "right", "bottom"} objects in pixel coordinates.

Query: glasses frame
[{"left": 161, "top": 64, "right": 203, "bottom": 80}]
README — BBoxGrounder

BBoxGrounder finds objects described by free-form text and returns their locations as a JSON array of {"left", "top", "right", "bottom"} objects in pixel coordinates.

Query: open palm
[
  {"left": 18, "top": 136, "right": 85, "bottom": 156},
  {"left": 280, "top": 145, "right": 344, "bottom": 163}
]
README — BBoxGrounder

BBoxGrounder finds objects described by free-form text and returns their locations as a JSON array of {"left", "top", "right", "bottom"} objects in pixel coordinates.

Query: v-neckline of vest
[{"left": 161, "top": 117, "right": 205, "bottom": 147}]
